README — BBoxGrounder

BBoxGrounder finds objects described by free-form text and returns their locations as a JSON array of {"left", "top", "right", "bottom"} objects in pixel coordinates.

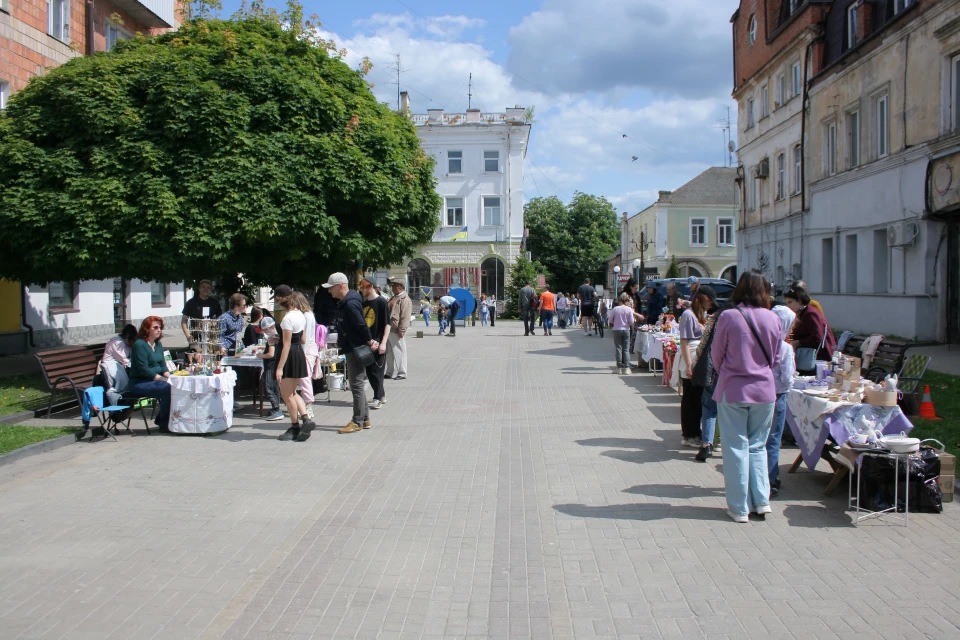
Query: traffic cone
[{"left": 919, "top": 385, "right": 941, "bottom": 420}]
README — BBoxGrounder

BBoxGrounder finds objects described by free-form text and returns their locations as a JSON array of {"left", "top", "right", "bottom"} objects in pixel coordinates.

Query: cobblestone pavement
[{"left": 1, "top": 322, "right": 959, "bottom": 640}]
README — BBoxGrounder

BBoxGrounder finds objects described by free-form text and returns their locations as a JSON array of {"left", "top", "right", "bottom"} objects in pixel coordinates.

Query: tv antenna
[
  {"left": 468, "top": 73, "right": 472, "bottom": 110},
  {"left": 387, "top": 54, "right": 406, "bottom": 111}
]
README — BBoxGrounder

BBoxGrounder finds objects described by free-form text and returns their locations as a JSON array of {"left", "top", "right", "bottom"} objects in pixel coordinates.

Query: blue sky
[{"left": 220, "top": 0, "right": 742, "bottom": 214}]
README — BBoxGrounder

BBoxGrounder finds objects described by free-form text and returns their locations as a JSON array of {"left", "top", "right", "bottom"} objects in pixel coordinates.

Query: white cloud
[
  {"left": 609, "top": 189, "right": 659, "bottom": 214},
  {"left": 352, "top": 13, "right": 486, "bottom": 41}
]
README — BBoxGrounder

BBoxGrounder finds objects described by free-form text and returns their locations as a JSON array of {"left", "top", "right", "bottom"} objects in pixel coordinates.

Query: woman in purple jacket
[{"left": 711, "top": 272, "right": 782, "bottom": 523}]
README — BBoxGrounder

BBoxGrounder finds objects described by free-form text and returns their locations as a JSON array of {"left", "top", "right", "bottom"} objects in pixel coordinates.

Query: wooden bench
[
  {"left": 840, "top": 335, "right": 910, "bottom": 382},
  {"left": 34, "top": 344, "right": 106, "bottom": 418}
]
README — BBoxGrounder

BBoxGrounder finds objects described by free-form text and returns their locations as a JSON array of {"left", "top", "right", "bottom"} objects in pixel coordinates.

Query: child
[
  {"left": 768, "top": 305, "right": 797, "bottom": 497},
  {"left": 608, "top": 294, "right": 643, "bottom": 374},
  {"left": 438, "top": 306, "right": 448, "bottom": 335},
  {"left": 257, "top": 317, "right": 284, "bottom": 421}
]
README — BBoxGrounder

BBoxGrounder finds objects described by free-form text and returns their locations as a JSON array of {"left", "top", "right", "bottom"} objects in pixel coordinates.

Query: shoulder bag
[
  {"left": 736, "top": 307, "right": 774, "bottom": 368},
  {"left": 795, "top": 331, "right": 826, "bottom": 372},
  {"left": 352, "top": 344, "right": 376, "bottom": 368},
  {"left": 691, "top": 310, "right": 723, "bottom": 388}
]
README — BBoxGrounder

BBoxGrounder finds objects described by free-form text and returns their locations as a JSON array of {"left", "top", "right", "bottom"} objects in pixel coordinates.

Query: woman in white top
[
  {"left": 275, "top": 289, "right": 315, "bottom": 441},
  {"left": 298, "top": 304, "right": 319, "bottom": 418},
  {"left": 100, "top": 324, "right": 137, "bottom": 401}
]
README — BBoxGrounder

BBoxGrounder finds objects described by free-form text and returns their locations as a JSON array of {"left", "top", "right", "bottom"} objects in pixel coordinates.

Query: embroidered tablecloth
[{"left": 169, "top": 371, "right": 237, "bottom": 434}]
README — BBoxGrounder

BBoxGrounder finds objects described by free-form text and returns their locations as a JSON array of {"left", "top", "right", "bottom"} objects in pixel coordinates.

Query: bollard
[{"left": 416, "top": 331, "right": 424, "bottom": 338}]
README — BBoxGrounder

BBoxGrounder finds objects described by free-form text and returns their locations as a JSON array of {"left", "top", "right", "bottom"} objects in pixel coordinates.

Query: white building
[{"left": 390, "top": 94, "right": 531, "bottom": 301}]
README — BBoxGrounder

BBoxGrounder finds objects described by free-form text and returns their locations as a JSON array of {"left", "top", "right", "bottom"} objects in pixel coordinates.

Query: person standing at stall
[
  {"left": 181, "top": 280, "right": 223, "bottom": 362},
  {"left": 386, "top": 278, "right": 412, "bottom": 380},
  {"left": 326, "top": 273, "right": 379, "bottom": 433},
  {"left": 361, "top": 278, "right": 390, "bottom": 410},
  {"left": 273, "top": 288, "right": 316, "bottom": 442},
  {"left": 784, "top": 288, "right": 836, "bottom": 375}
]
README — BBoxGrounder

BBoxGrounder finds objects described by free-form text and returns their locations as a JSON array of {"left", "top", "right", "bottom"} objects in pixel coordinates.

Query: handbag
[
  {"left": 692, "top": 310, "right": 724, "bottom": 388},
  {"left": 796, "top": 332, "right": 826, "bottom": 372},
  {"left": 352, "top": 344, "right": 375, "bottom": 368}
]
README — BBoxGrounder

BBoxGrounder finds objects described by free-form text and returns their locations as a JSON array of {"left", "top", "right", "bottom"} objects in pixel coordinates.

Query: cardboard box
[
  {"left": 936, "top": 449, "right": 956, "bottom": 503},
  {"left": 864, "top": 388, "right": 898, "bottom": 407}
]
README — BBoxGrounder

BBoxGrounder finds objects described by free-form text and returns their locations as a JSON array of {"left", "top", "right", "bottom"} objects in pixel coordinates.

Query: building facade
[
  {"left": 732, "top": 0, "right": 960, "bottom": 341},
  {"left": 390, "top": 95, "right": 531, "bottom": 302},
  {"left": 0, "top": 0, "right": 180, "bottom": 353},
  {"left": 621, "top": 168, "right": 740, "bottom": 283}
]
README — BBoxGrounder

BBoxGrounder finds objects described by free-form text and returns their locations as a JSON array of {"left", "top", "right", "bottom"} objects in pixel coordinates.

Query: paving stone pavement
[{"left": 1, "top": 322, "right": 959, "bottom": 640}]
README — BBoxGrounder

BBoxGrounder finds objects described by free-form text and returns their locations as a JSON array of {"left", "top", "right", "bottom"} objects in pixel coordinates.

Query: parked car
[{"left": 639, "top": 278, "right": 735, "bottom": 317}]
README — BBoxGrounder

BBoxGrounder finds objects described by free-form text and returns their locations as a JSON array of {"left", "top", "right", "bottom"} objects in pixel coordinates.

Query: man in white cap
[
  {"left": 324, "top": 272, "right": 379, "bottom": 434},
  {"left": 687, "top": 276, "right": 700, "bottom": 299},
  {"left": 386, "top": 277, "right": 412, "bottom": 379}
]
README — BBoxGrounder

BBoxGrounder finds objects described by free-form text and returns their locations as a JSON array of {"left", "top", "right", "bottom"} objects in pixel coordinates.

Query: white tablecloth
[
  {"left": 639, "top": 332, "right": 663, "bottom": 362},
  {"left": 169, "top": 371, "right": 237, "bottom": 433}
]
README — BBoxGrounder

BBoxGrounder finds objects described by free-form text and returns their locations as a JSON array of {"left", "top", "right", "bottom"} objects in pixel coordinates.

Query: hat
[
  {"left": 687, "top": 276, "right": 699, "bottom": 285},
  {"left": 197, "top": 279, "right": 213, "bottom": 288},
  {"left": 697, "top": 285, "right": 718, "bottom": 306},
  {"left": 359, "top": 277, "right": 374, "bottom": 287},
  {"left": 260, "top": 317, "right": 276, "bottom": 330},
  {"left": 271, "top": 284, "right": 293, "bottom": 299},
  {"left": 322, "top": 273, "right": 348, "bottom": 289},
  {"left": 387, "top": 277, "right": 405, "bottom": 288}
]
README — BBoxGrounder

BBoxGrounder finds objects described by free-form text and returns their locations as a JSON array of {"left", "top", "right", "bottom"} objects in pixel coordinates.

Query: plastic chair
[
  {"left": 897, "top": 354, "right": 931, "bottom": 415},
  {"left": 80, "top": 386, "right": 130, "bottom": 441}
]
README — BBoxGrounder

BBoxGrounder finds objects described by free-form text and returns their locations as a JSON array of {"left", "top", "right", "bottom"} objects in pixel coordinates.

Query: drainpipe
[
  {"left": 20, "top": 285, "right": 35, "bottom": 348},
  {"left": 86, "top": 0, "right": 96, "bottom": 56}
]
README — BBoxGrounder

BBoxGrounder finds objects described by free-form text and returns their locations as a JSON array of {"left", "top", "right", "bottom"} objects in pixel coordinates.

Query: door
[{"left": 112, "top": 278, "right": 127, "bottom": 333}]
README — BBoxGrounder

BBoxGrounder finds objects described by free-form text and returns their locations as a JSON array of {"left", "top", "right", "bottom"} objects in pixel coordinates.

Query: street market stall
[{"left": 169, "top": 370, "right": 238, "bottom": 433}]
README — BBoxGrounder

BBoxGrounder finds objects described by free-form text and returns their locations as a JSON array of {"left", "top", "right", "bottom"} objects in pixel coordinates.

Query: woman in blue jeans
[
  {"left": 128, "top": 316, "right": 172, "bottom": 432},
  {"left": 710, "top": 272, "right": 782, "bottom": 523}
]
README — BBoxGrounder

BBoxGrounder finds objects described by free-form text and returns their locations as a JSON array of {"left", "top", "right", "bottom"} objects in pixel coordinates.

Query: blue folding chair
[{"left": 80, "top": 386, "right": 131, "bottom": 441}]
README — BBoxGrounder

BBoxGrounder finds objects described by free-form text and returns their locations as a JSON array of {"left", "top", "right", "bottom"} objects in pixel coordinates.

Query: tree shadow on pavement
[
  {"left": 781, "top": 503, "right": 855, "bottom": 528},
  {"left": 554, "top": 502, "right": 729, "bottom": 522},
  {"left": 622, "top": 483, "right": 725, "bottom": 499}
]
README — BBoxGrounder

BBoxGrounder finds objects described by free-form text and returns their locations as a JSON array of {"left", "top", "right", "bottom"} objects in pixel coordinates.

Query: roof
[{"left": 659, "top": 167, "right": 739, "bottom": 206}]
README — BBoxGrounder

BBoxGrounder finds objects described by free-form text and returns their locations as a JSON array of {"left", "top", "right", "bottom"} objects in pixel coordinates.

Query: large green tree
[
  {"left": 524, "top": 192, "right": 619, "bottom": 295},
  {"left": 0, "top": 4, "right": 440, "bottom": 287}
]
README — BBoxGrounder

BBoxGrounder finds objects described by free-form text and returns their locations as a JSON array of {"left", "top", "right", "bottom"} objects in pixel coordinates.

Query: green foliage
[
  {"left": 0, "top": 5, "right": 440, "bottom": 288},
  {"left": 0, "top": 425, "right": 82, "bottom": 457},
  {"left": 501, "top": 253, "right": 548, "bottom": 319},
  {"left": 666, "top": 255, "right": 681, "bottom": 279},
  {"left": 524, "top": 192, "right": 619, "bottom": 295}
]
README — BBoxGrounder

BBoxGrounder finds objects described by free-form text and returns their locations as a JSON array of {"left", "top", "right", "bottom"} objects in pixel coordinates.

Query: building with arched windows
[{"left": 388, "top": 95, "right": 531, "bottom": 304}]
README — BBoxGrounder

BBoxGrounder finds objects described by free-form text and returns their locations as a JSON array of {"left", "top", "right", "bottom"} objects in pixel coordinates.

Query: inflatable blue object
[{"left": 449, "top": 288, "right": 475, "bottom": 320}]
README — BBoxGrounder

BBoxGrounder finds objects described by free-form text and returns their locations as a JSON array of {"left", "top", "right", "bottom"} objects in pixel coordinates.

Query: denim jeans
[
  {"left": 612, "top": 329, "right": 629, "bottom": 368},
  {"left": 700, "top": 384, "right": 718, "bottom": 447},
  {"left": 542, "top": 310, "right": 554, "bottom": 333},
  {"left": 129, "top": 379, "right": 171, "bottom": 428},
  {"left": 262, "top": 359, "right": 280, "bottom": 411},
  {"left": 423, "top": 310, "right": 430, "bottom": 327},
  {"left": 767, "top": 392, "right": 788, "bottom": 487},
  {"left": 522, "top": 307, "right": 536, "bottom": 334},
  {"left": 717, "top": 393, "right": 775, "bottom": 516},
  {"left": 448, "top": 303, "right": 460, "bottom": 335},
  {"left": 345, "top": 351, "right": 369, "bottom": 424}
]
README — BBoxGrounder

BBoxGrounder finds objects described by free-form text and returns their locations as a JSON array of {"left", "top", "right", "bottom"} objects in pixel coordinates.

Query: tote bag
[{"left": 796, "top": 332, "right": 826, "bottom": 372}]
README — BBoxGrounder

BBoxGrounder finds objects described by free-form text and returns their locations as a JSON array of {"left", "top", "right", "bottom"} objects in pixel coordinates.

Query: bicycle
[{"left": 593, "top": 312, "right": 604, "bottom": 338}]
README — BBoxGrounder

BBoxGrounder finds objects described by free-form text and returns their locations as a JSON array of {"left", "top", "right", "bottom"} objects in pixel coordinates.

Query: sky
[{"left": 221, "top": 0, "right": 742, "bottom": 215}]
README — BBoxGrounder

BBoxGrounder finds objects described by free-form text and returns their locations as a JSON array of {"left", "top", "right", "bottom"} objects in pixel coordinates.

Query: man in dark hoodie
[{"left": 324, "top": 272, "right": 378, "bottom": 434}]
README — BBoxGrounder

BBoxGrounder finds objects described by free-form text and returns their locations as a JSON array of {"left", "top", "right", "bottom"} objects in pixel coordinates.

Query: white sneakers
[
  {"left": 680, "top": 437, "right": 703, "bottom": 449},
  {"left": 727, "top": 510, "right": 749, "bottom": 524}
]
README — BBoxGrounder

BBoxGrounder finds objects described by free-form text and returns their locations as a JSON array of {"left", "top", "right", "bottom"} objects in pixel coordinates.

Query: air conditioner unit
[
  {"left": 756, "top": 158, "right": 770, "bottom": 178},
  {"left": 887, "top": 221, "right": 920, "bottom": 247}
]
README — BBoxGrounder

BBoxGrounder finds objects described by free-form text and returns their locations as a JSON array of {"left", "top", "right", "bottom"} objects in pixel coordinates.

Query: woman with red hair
[{"left": 129, "top": 316, "right": 171, "bottom": 432}]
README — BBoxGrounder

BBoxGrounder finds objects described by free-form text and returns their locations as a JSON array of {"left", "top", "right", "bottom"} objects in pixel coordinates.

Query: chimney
[
  {"left": 466, "top": 109, "right": 481, "bottom": 123},
  {"left": 658, "top": 190, "right": 672, "bottom": 202},
  {"left": 399, "top": 91, "right": 411, "bottom": 114},
  {"left": 427, "top": 108, "right": 444, "bottom": 123},
  {"left": 506, "top": 107, "right": 524, "bottom": 121}
]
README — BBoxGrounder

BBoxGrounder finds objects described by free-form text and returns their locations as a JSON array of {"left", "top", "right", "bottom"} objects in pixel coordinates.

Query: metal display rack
[{"left": 187, "top": 318, "right": 224, "bottom": 373}]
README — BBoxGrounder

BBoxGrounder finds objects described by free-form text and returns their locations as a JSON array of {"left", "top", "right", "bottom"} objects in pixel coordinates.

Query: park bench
[
  {"left": 841, "top": 335, "right": 911, "bottom": 382},
  {"left": 34, "top": 344, "right": 106, "bottom": 418}
]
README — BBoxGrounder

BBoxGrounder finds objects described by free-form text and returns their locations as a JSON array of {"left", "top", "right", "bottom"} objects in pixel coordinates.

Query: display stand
[
  {"left": 848, "top": 449, "right": 912, "bottom": 527},
  {"left": 186, "top": 318, "right": 224, "bottom": 371}
]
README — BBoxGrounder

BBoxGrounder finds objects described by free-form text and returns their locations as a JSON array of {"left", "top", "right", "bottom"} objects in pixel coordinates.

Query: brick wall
[{"left": 732, "top": 0, "right": 826, "bottom": 95}]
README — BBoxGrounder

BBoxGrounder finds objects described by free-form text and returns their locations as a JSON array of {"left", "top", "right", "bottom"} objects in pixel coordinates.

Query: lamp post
[
  {"left": 613, "top": 265, "right": 620, "bottom": 298},
  {"left": 633, "top": 258, "right": 642, "bottom": 284},
  {"left": 633, "top": 231, "right": 653, "bottom": 282}
]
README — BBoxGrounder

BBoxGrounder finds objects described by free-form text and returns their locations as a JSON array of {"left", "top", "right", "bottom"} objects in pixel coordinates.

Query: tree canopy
[
  {"left": 502, "top": 253, "right": 548, "bottom": 319},
  {"left": 523, "top": 192, "right": 619, "bottom": 294},
  {"left": 0, "top": 5, "right": 441, "bottom": 287}
]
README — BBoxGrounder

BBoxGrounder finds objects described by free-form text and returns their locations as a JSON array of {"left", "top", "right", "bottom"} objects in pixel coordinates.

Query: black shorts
[{"left": 580, "top": 304, "right": 595, "bottom": 318}]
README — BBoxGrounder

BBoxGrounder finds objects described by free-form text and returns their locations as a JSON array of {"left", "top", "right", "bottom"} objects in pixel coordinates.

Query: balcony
[{"left": 111, "top": 0, "right": 175, "bottom": 29}]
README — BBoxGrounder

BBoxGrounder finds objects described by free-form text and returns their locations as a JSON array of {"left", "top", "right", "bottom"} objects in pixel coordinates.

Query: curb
[
  {"left": 0, "top": 432, "right": 82, "bottom": 467},
  {"left": 0, "top": 409, "right": 36, "bottom": 425}
]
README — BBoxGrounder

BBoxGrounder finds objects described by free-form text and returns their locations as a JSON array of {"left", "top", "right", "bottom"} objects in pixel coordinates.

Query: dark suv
[{"left": 639, "top": 278, "right": 735, "bottom": 316}]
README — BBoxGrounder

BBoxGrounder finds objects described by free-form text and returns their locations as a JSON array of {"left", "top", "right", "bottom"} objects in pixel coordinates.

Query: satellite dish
[{"left": 728, "top": 140, "right": 737, "bottom": 153}]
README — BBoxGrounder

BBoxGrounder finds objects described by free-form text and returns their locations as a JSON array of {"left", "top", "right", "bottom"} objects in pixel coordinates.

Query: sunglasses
[{"left": 151, "top": 326, "right": 163, "bottom": 330}]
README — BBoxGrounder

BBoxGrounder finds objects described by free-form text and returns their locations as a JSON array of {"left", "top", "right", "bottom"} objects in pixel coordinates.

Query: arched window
[
  {"left": 407, "top": 258, "right": 431, "bottom": 301},
  {"left": 748, "top": 15, "right": 758, "bottom": 45},
  {"left": 480, "top": 257, "right": 505, "bottom": 300}
]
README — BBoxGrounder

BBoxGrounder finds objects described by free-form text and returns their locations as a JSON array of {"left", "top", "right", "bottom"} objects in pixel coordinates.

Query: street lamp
[
  {"left": 613, "top": 265, "right": 620, "bottom": 297},
  {"left": 633, "top": 258, "right": 641, "bottom": 283},
  {"left": 632, "top": 232, "right": 653, "bottom": 282}
]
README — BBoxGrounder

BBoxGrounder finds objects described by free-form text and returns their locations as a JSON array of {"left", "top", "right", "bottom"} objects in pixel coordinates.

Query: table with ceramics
[
  {"left": 638, "top": 330, "right": 678, "bottom": 381},
  {"left": 168, "top": 370, "right": 238, "bottom": 434}
]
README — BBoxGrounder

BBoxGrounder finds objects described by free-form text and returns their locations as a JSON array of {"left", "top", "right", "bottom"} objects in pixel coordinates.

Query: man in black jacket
[{"left": 324, "top": 272, "right": 379, "bottom": 434}]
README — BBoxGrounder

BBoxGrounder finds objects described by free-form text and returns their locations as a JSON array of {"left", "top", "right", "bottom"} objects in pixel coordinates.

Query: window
[
  {"left": 748, "top": 15, "right": 757, "bottom": 45},
  {"left": 47, "top": 0, "right": 70, "bottom": 43},
  {"left": 822, "top": 238, "right": 834, "bottom": 293},
  {"left": 789, "top": 0, "right": 798, "bottom": 13},
  {"left": 952, "top": 54, "right": 960, "bottom": 131},
  {"left": 848, "top": 110, "right": 860, "bottom": 167},
  {"left": 847, "top": 4, "right": 858, "bottom": 49},
  {"left": 827, "top": 122, "right": 838, "bottom": 176},
  {"left": 48, "top": 281, "right": 76, "bottom": 307},
  {"left": 445, "top": 197, "right": 464, "bottom": 227},
  {"left": 776, "top": 153, "right": 785, "bottom": 200},
  {"left": 447, "top": 150, "right": 462, "bottom": 174},
  {"left": 0, "top": 0, "right": 7, "bottom": 12},
  {"left": 793, "top": 145, "right": 802, "bottom": 194},
  {"left": 106, "top": 22, "right": 132, "bottom": 51},
  {"left": 150, "top": 282, "right": 167, "bottom": 305},
  {"left": 761, "top": 84, "right": 769, "bottom": 118},
  {"left": 0, "top": 80, "right": 8, "bottom": 110},
  {"left": 894, "top": 0, "right": 916, "bottom": 15},
  {"left": 690, "top": 218, "right": 706, "bottom": 246},
  {"left": 717, "top": 218, "right": 734, "bottom": 246},
  {"left": 483, "top": 150, "right": 500, "bottom": 173},
  {"left": 877, "top": 95, "right": 888, "bottom": 158},
  {"left": 776, "top": 74, "right": 785, "bottom": 108},
  {"left": 747, "top": 98, "right": 755, "bottom": 128},
  {"left": 873, "top": 229, "right": 889, "bottom": 293},
  {"left": 845, "top": 234, "right": 858, "bottom": 293},
  {"left": 482, "top": 196, "right": 501, "bottom": 226},
  {"left": 792, "top": 62, "right": 802, "bottom": 98}
]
